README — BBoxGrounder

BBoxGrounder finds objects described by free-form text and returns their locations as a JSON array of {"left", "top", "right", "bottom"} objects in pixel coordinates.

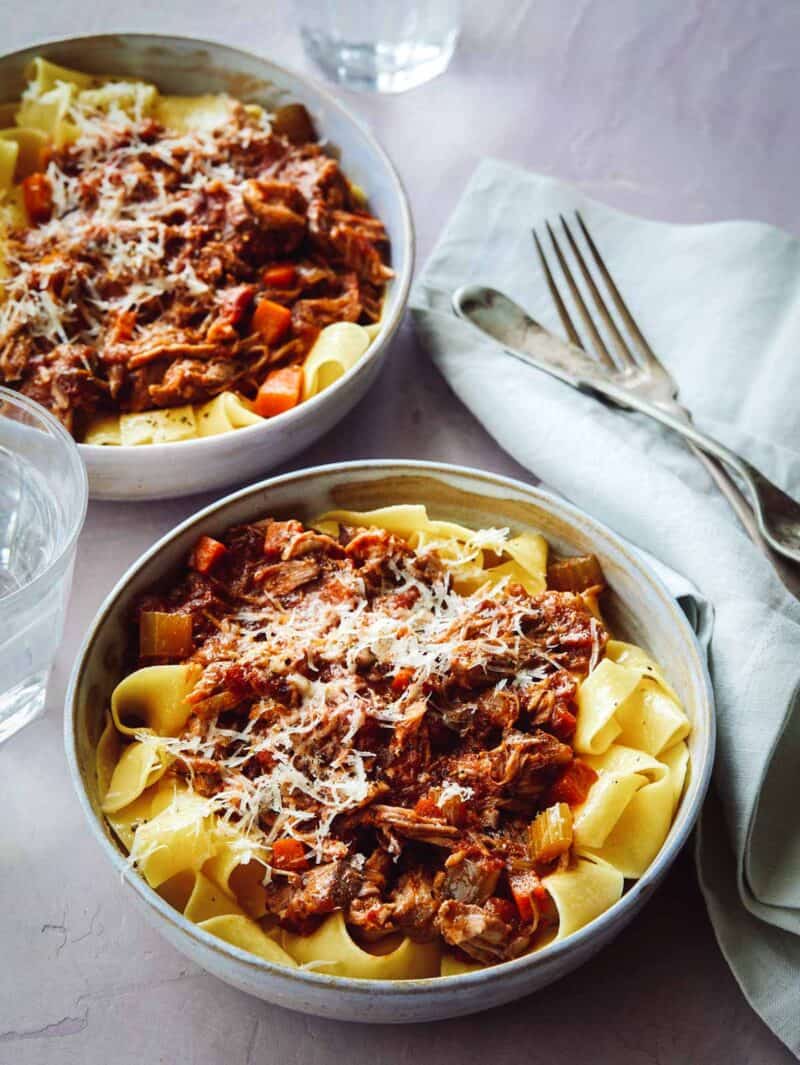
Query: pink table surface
[{"left": 2, "top": 2, "right": 798, "bottom": 1062}]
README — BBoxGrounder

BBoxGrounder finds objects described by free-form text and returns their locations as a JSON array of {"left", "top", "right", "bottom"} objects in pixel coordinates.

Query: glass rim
[{"left": 0, "top": 386, "right": 88, "bottom": 610}]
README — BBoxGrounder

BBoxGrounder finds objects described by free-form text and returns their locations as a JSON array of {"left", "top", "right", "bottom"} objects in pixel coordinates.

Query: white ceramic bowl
[
  {"left": 66, "top": 461, "right": 715, "bottom": 1023},
  {"left": 0, "top": 36, "right": 413, "bottom": 501}
]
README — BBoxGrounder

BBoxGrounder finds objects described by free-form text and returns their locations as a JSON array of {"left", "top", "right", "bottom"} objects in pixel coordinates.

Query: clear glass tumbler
[
  {"left": 299, "top": 0, "right": 462, "bottom": 93},
  {"left": 0, "top": 389, "right": 87, "bottom": 744}
]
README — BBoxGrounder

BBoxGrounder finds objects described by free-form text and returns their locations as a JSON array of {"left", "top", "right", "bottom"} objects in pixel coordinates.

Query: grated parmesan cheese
[
  {"left": 0, "top": 89, "right": 270, "bottom": 351},
  {"left": 151, "top": 545, "right": 573, "bottom": 861}
]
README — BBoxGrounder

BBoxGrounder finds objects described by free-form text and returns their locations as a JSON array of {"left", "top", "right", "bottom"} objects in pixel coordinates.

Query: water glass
[
  {"left": 0, "top": 389, "right": 87, "bottom": 744},
  {"left": 298, "top": 0, "right": 462, "bottom": 93}
]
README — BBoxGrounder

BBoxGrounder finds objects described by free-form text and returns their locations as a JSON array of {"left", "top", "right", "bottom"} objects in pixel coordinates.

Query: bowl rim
[
  {"left": 64, "top": 458, "right": 716, "bottom": 997},
  {"left": 0, "top": 32, "right": 415, "bottom": 455}
]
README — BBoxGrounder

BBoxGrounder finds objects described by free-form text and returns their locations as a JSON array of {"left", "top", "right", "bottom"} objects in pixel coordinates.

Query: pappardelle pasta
[
  {"left": 98, "top": 506, "right": 691, "bottom": 979},
  {"left": 0, "top": 58, "right": 390, "bottom": 443}
]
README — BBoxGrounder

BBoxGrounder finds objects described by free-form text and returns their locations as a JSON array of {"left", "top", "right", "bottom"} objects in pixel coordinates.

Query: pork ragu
[
  {"left": 132, "top": 518, "right": 608, "bottom": 965},
  {"left": 0, "top": 95, "right": 390, "bottom": 437}
]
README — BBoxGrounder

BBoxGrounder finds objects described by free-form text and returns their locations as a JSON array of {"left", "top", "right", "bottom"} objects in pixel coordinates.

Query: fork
[
  {"left": 534, "top": 213, "right": 768, "bottom": 553},
  {"left": 452, "top": 214, "right": 800, "bottom": 572}
]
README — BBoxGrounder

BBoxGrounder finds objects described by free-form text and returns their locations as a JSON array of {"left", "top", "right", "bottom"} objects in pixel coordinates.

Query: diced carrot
[
  {"left": 546, "top": 759, "right": 598, "bottom": 807},
  {"left": 254, "top": 365, "right": 303, "bottom": 418},
  {"left": 271, "top": 837, "right": 310, "bottom": 872},
  {"left": 139, "top": 611, "right": 193, "bottom": 658},
  {"left": 262, "top": 264, "right": 297, "bottom": 288},
  {"left": 252, "top": 298, "right": 292, "bottom": 345},
  {"left": 190, "top": 535, "right": 227, "bottom": 574},
  {"left": 414, "top": 797, "right": 442, "bottom": 819},
  {"left": 509, "top": 871, "right": 541, "bottom": 924},
  {"left": 22, "top": 172, "right": 53, "bottom": 224},
  {"left": 390, "top": 667, "right": 415, "bottom": 695}
]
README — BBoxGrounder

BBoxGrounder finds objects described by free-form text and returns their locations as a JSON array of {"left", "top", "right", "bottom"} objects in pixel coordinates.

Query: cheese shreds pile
[
  {"left": 0, "top": 88, "right": 265, "bottom": 347},
  {"left": 155, "top": 534, "right": 562, "bottom": 861}
]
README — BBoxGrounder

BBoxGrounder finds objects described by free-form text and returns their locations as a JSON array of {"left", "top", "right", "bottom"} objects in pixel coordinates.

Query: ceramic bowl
[
  {"left": 0, "top": 36, "right": 413, "bottom": 501},
  {"left": 65, "top": 461, "right": 715, "bottom": 1022}
]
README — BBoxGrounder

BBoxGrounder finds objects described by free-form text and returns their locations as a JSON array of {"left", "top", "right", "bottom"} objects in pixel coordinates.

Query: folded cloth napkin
[{"left": 410, "top": 160, "right": 800, "bottom": 1056}]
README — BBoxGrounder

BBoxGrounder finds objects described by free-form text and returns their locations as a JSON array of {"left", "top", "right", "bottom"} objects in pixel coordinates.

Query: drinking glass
[
  {"left": 0, "top": 389, "right": 87, "bottom": 744},
  {"left": 298, "top": 0, "right": 462, "bottom": 93}
]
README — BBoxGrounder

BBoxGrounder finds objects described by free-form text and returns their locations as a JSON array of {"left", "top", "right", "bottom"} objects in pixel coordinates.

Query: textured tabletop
[{"left": 2, "top": 2, "right": 798, "bottom": 1062}]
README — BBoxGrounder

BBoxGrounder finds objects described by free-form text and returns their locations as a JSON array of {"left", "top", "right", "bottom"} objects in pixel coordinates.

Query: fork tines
[{"left": 533, "top": 212, "right": 654, "bottom": 374}]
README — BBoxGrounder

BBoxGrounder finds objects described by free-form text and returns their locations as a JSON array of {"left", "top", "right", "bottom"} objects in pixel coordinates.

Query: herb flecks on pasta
[
  {"left": 98, "top": 506, "right": 691, "bottom": 979},
  {"left": 0, "top": 58, "right": 389, "bottom": 441}
]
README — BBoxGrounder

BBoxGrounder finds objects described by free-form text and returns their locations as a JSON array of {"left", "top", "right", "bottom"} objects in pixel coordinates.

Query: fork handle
[
  {"left": 454, "top": 283, "right": 800, "bottom": 568},
  {"left": 684, "top": 441, "right": 800, "bottom": 595},
  {"left": 567, "top": 375, "right": 800, "bottom": 565}
]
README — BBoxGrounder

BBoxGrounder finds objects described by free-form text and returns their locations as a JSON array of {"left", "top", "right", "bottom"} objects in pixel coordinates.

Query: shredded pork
[
  {"left": 134, "top": 518, "right": 607, "bottom": 963},
  {"left": 0, "top": 97, "right": 390, "bottom": 436}
]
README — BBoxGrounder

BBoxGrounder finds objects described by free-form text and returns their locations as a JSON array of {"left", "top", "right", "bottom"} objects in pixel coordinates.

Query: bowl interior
[
  {"left": 0, "top": 36, "right": 413, "bottom": 493},
  {"left": 68, "top": 462, "right": 714, "bottom": 990}
]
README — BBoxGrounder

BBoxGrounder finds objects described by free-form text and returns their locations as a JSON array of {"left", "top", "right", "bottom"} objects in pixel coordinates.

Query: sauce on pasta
[
  {"left": 0, "top": 59, "right": 390, "bottom": 441},
  {"left": 98, "top": 507, "right": 691, "bottom": 978}
]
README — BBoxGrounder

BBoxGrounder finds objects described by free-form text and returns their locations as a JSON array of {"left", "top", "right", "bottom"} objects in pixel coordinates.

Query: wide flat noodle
[
  {"left": 96, "top": 711, "right": 122, "bottom": 801},
  {"left": 203, "top": 835, "right": 270, "bottom": 919},
  {"left": 195, "top": 392, "right": 262, "bottom": 437},
  {"left": 183, "top": 871, "right": 246, "bottom": 923},
  {"left": 660, "top": 739, "right": 690, "bottom": 812},
  {"left": 439, "top": 953, "right": 483, "bottom": 977},
  {"left": 316, "top": 504, "right": 548, "bottom": 592},
  {"left": 105, "top": 777, "right": 183, "bottom": 852},
  {"left": 16, "top": 83, "right": 76, "bottom": 146},
  {"left": 130, "top": 790, "right": 217, "bottom": 889},
  {"left": 574, "top": 658, "right": 634, "bottom": 754},
  {"left": 606, "top": 639, "right": 680, "bottom": 701},
  {"left": 154, "top": 94, "right": 234, "bottom": 133},
  {"left": 85, "top": 391, "right": 264, "bottom": 445},
  {"left": 575, "top": 652, "right": 689, "bottom": 757},
  {"left": 0, "top": 128, "right": 46, "bottom": 181},
  {"left": 24, "top": 57, "right": 95, "bottom": 95},
  {"left": 83, "top": 415, "right": 122, "bottom": 446},
  {"left": 111, "top": 664, "right": 200, "bottom": 737},
  {"left": 0, "top": 139, "right": 19, "bottom": 191},
  {"left": 120, "top": 406, "right": 197, "bottom": 445},
  {"left": 281, "top": 911, "right": 440, "bottom": 979},
  {"left": 101, "top": 738, "right": 169, "bottom": 814},
  {"left": 199, "top": 915, "right": 298, "bottom": 968},
  {"left": 615, "top": 677, "right": 690, "bottom": 757},
  {"left": 302, "top": 321, "right": 371, "bottom": 399},
  {"left": 573, "top": 743, "right": 667, "bottom": 851},
  {"left": 543, "top": 854, "right": 624, "bottom": 941}
]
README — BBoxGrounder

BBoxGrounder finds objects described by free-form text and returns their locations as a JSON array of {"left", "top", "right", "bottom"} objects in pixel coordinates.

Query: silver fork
[
  {"left": 535, "top": 213, "right": 764, "bottom": 548},
  {"left": 452, "top": 215, "right": 800, "bottom": 573}
]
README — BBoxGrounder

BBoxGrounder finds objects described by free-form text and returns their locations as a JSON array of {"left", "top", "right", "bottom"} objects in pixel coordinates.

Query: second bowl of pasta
[
  {"left": 66, "top": 461, "right": 714, "bottom": 1022},
  {"left": 0, "top": 37, "right": 412, "bottom": 499}
]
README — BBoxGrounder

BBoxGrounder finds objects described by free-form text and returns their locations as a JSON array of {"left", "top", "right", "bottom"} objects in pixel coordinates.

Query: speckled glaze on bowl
[
  {"left": 0, "top": 36, "right": 413, "bottom": 501},
  {"left": 65, "top": 462, "right": 715, "bottom": 1023}
]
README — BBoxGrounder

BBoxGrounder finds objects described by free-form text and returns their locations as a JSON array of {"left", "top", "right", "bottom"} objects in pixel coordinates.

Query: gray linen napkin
[{"left": 410, "top": 160, "right": 800, "bottom": 1055}]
